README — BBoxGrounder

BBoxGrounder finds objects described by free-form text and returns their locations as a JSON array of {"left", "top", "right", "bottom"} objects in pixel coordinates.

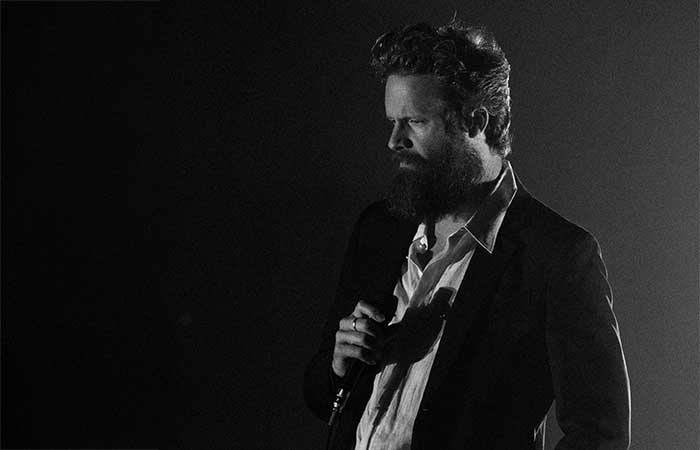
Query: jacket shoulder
[
  {"left": 353, "top": 199, "right": 416, "bottom": 235},
  {"left": 514, "top": 193, "right": 602, "bottom": 256},
  {"left": 356, "top": 199, "right": 396, "bottom": 223}
]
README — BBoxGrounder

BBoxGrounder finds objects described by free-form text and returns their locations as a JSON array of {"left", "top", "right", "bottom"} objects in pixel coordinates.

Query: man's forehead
[{"left": 384, "top": 74, "right": 445, "bottom": 114}]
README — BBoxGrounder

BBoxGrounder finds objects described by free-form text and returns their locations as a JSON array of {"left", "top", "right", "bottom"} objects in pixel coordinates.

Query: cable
[{"left": 325, "top": 411, "right": 341, "bottom": 450}]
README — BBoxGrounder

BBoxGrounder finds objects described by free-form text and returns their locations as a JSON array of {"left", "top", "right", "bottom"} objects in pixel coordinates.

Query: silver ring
[{"left": 352, "top": 317, "right": 358, "bottom": 332}]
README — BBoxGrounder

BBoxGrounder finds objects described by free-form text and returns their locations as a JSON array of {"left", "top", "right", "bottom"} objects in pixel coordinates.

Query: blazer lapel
[{"left": 420, "top": 186, "right": 530, "bottom": 405}]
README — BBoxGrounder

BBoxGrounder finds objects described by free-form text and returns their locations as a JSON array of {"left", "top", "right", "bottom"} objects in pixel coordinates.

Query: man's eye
[{"left": 409, "top": 119, "right": 424, "bottom": 124}]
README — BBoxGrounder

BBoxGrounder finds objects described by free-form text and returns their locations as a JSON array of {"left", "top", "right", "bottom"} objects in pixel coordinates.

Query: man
[{"left": 304, "top": 21, "right": 630, "bottom": 450}]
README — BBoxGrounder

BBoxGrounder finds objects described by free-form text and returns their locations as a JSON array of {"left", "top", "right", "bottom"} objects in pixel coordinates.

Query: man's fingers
[
  {"left": 339, "top": 316, "right": 384, "bottom": 338},
  {"left": 335, "top": 343, "right": 380, "bottom": 365},
  {"left": 335, "top": 329, "right": 380, "bottom": 350},
  {"left": 352, "top": 300, "right": 387, "bottom": 323},
  {"left": 332, "top": 300, "right": 391, "bottom": 374}
]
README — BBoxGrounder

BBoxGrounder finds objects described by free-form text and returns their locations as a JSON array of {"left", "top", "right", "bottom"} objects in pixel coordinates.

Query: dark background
[{"left": 2, "top": 1, "right": 698, "bottom": 449}]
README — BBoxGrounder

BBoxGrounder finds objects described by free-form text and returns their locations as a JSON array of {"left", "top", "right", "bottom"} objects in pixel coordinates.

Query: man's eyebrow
[{"left": 386, "top": 115, "right": 423, "bottom": 120}]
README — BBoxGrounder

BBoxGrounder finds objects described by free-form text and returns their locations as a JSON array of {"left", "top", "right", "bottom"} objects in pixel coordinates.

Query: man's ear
[{"left": 467, "top": 107, "right": 489, "bottom": 138}]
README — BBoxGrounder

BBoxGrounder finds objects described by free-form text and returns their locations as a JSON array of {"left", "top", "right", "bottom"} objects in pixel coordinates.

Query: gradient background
[{"left": 2, "top": 1, "right": 698, "bottom": 449}]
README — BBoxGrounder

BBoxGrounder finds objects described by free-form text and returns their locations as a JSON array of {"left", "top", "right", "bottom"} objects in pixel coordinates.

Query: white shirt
[{"left": 354, "top": 161, "right": 518, "bottom": 450}]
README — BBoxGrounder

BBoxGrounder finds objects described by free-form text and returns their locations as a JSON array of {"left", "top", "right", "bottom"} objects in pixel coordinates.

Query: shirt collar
[
  {"left": 465, "top": 160, "right": 518, "bottom": 253},
  {"left": 412, "top": 160, "right": 518, "bottom": 255}
]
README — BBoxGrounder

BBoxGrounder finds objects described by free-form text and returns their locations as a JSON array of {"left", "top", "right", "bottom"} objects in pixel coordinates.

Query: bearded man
[{"left": 304, "top": 21, "right": 631, "bottom": 450}]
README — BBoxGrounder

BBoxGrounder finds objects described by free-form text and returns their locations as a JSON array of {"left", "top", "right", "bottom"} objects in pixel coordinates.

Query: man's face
[{"left": 384, "top": 74, "right": 484, "bottom": 221}]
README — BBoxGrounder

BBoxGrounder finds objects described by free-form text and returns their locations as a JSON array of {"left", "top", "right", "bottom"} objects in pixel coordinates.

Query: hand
[{"left": 332, "top": 300, "right": 388, "bottom": 378}]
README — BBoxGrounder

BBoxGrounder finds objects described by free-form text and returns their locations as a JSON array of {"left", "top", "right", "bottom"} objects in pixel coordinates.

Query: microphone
[{"left": 328, "top": 294, "right": 398, "bottom": 427}]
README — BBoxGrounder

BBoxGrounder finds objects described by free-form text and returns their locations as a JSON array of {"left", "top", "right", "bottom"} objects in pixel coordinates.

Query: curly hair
[{"left": 370, "top": 20, "right": 512, "bottom": 156}]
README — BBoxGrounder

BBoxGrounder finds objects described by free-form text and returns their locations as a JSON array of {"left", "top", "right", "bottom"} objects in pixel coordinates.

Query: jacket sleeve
[
  {"left": 303, "top": 214, "right": 363, "bottom": 421},
  {"left": 546, "top": 232, "right": 631, "bottom": 450}
]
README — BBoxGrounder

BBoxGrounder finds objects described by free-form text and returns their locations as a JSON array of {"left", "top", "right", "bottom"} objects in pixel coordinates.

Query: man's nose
[{"left": 388, "top": 123, "right": 412, "bottom": 151}]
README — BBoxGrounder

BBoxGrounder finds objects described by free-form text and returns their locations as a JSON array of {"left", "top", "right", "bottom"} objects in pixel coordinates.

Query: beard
[{"left": 387, "top": 139, "right": 484, "bottom": 222}]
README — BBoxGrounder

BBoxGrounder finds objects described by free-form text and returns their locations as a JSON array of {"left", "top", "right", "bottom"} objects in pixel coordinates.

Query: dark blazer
[{"left": 304, "top": 181, "right": 631, "bottom": 450}]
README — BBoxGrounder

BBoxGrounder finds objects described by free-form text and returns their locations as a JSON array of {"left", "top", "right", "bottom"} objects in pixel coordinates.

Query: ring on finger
[{"left": 352, "top": 317, "right": 358, "bottom": 332}]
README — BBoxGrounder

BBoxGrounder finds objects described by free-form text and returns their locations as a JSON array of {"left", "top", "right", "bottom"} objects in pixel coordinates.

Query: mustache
[{"left": 391, "top": 150, "right": 428, "bottom": 167}]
